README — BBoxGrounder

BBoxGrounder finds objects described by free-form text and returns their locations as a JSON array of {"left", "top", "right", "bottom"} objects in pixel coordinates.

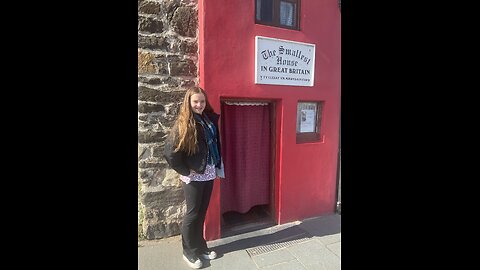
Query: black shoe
[{"left": 183, "top": 254, "right": 202, "bottom": 269}]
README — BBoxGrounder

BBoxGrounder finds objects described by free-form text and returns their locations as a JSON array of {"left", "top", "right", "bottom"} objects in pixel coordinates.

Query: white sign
[
  {"left": 300, "top": 109, "right": 316, "bottom": 132},
  {"left": 255, "top": 36, "right": 315, "bottom": 87}
]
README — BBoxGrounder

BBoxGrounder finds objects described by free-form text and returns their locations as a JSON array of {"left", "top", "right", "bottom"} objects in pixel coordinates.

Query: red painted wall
[{"left": 199, "top": 0, "right": 341, "bottom": 240}]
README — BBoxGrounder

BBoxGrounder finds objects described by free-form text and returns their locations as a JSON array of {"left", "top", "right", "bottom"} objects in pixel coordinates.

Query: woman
[{"left": 163, "top": 86, "right": 223, "bottom": 269}]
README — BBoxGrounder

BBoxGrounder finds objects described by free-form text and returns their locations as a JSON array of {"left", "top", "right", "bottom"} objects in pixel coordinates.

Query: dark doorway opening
[{"left": 221, "top": 205, "right": 274, "bottom": 237}]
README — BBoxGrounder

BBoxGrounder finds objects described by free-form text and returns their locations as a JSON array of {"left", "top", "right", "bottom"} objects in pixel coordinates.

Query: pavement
[{"left": 138, "top": 214, "right": 341, "bottom": 270}]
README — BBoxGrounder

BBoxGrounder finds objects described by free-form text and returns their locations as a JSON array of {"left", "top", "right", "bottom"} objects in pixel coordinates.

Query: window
[
  {"left": 255, "top": 0, "right": 300, "bottom": 30},
  {"left": 296, "top": 101, "right": 323, "bottom": 143}
]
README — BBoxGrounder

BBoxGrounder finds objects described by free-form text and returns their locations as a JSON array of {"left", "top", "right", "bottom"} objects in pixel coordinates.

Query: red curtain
[{"left": 220, "top": 103, "right": 270, "bottom": 214}]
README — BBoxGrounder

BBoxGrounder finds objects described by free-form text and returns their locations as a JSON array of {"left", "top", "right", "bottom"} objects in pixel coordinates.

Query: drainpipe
[
  {"left": 336, "top": 147, "right": 341, "bottom": 214},
  {"left": 335, "top": 3, "right": 341, "bottom": 213},
  {"left": 335, "top": 106, "right": 341, "bottom": 214}
]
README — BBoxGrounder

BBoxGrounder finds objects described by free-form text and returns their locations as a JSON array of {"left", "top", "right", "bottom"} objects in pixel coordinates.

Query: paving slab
[
  {"left": 251, "top": 248, "right": 297, "bottom": 268},
  {"left": 262, "top": 259, "right": 307, "bottom": 270},
  {"left": 298, "top": 215, "right": 341, "bottom": 238},
  {"left": 138, "top": 236, "right": 187, "bottom": 270},
  {"left": 326, "top": 241, "right": 341, "bottom": 258},
  {"left": 206, "top": 250, "right": 258, "bottom": 270},
  {"left": 287, "top": 239, "right": 341, "bottom": 270}
]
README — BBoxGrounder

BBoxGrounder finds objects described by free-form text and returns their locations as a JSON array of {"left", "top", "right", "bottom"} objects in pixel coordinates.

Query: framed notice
[
  {"left": 300, "top": 109, "right": 316, "bottom": 132},
  {"left": 255, "top": 36, "right": 315, "bottom": 87},
  {"left": 296, "top": 101, "right": 323, "bottom": 143}
]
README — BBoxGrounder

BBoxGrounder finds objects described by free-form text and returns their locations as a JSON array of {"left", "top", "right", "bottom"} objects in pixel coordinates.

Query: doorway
[{"left": 220, "top": 100, "right": 276, "bottom": 237}]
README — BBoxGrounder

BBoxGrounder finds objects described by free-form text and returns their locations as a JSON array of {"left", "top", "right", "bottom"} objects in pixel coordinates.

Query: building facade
[{"left": 138, "top": 0, "right": 341, "bottom": 241}]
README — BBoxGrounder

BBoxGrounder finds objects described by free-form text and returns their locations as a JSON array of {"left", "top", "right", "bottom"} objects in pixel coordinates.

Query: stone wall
[{"left": 138, "top": 0, "right": 198, "bottom": 240}]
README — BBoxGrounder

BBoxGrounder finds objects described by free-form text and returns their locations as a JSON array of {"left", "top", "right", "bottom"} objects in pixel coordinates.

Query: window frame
[
  {"left": 255, "top": 0, "right": 301, "bottom": 31},
  {"left": 296, "top": 101, "right": 324, "bottom": 144}
]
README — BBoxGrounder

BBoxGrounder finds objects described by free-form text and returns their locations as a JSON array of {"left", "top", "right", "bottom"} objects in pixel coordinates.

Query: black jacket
[{"left": 163, "top": 112, "right": 222, "bottom": 176}]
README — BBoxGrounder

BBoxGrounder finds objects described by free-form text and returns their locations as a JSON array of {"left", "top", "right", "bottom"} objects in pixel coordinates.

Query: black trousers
[{"left": 181, "top": 180, "right": 214, "bottom": 257}]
